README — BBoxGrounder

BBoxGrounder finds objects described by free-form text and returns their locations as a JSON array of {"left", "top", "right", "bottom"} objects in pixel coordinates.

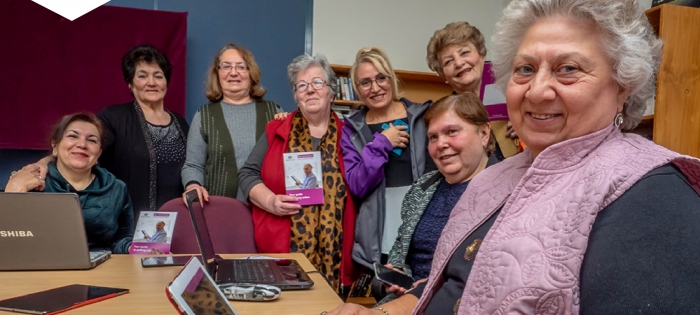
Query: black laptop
[{"left": 184, "top": 190, "right": 314, "bottom": 290}]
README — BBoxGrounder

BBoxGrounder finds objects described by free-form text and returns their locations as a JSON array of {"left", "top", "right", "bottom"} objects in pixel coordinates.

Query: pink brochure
[
  {"left": 480, "top": 62, "right": 509, "bottom": 121},
  {"left": 283, "top": 151, "right": 324, "bottom": 206},
  {"left": 129, "top": 211, "right": 177, "bottom": 254}
]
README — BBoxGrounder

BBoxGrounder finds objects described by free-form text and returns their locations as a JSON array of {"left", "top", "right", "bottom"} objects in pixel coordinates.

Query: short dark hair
[
  {"left": 121, "top": 44, "right": 172, "bottom": 86},
  {"left": 424, "top": 92, "right": 495, "bottom": 152},
  {"left": 49, "top": 112, "right": 106, "bottom": 150}
]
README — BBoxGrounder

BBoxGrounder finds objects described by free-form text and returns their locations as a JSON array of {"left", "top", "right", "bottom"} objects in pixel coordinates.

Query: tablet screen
[
  {"left": 168, "top": 258, "right": 237, "bottom": 315},
  {"left": 0, "top": 284, "right": 128, "bottom": 314}
]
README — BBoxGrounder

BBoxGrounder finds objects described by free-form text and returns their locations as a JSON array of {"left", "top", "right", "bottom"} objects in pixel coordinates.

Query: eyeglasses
[
  {"left": 219, "top": 63, "right": 249, "bottom": 73},
  {"left": 357, "top": 74, "right": 390, "bottom": 91},
  {"left": 294, "top": 77, "right": 329, "bottom": 93}
]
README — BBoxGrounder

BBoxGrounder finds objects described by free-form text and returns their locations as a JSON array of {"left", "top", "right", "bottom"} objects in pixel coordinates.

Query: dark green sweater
[{"left": 44, "top": 162, "right": 134, "bottom": 254}]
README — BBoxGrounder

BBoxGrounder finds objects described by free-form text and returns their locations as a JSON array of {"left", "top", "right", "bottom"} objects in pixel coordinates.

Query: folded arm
[{"left": 340, "top": 125, "right": 392, "bottom": 198}]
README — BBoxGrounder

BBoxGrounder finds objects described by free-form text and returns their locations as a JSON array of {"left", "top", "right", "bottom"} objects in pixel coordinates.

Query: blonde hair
[
  {"left": 349, "top": 47, "right": 401, "bottom": 103},
  {"left": 426, "top": 22, "right": 487, "bottom": 77},
  {"left": 205, "top": 44, "right": 266, "bottom": 102}
]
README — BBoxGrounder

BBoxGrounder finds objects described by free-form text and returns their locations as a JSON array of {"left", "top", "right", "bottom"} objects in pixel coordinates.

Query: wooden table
[{"left": 0, "top": 253, "right": 342, "bottom": 314}]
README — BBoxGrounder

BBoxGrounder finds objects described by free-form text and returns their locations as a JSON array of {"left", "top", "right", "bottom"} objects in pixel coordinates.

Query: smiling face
[
  {"left": 156, "top": 221, "right": 165, "bottom": 231},
  {"left": 294, "top": 65, "right": 332, "bottom": 117},
  {"left": 131, "top": 62, "right": 167, "bottom": 104},
  {"left": 506, "top": 16, "right": 627, "bottom": 158},
  {"left": 303, "top": 164, "right": 312, "bottom": 175},
  {"left": 439, "top": 42, "right": 486, "bottom": 94},
  {"left": 53, "top": 121, "right": 102, "bottom": 173},
  {"left": 427, "top": 108, "right": 490, "bottom": 184},
  {"left": 355, "top": 62, "right": 393, "bottom": 110},
  {"left": 218, "top": 49, "right": 251, "bottom": 101}
]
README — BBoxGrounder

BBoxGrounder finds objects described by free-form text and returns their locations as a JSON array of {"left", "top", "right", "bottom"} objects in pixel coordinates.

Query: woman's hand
[
  {"left": 383, "top": 264, "right": 408, "bottom": 296},
  {"left": 274, "top": 112, "right": 289, "bottom": 121},
  {"left": 182, "top": 184, "right": 209, "bottom": 207},
  {"left": 325, "top": 303, "right": 384, "bottom": 315},
  {"left": 266, "top": 194, "right": 301, "bottom": 216},
  {"left": 6, "top": 169, "right": 45, "bottom": 192},
  {"left": 506, "top": 121, "right": 518, "bottom": 139},
  {"left": 381, "top": 123, "right": 409, "bottom": 148}
]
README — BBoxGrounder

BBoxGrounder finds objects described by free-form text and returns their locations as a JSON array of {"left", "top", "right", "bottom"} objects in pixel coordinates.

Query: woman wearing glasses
[
  {"left": 340, "top": 47, "right": 436, "bottom": 281},
  {"left": 181, "top": 44, "right": 282, "bottom": 205},
  {"left": 238, "top": 54, "right": 358, "bottom": 294}
]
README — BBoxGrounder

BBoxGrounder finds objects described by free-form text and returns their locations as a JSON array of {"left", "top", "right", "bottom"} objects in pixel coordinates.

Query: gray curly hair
[
  {"left": 287, "top": 54, "right": 337, "bottom": 102},
  {"left": 491, "top": 0, "right": 662, "bottom": 130}
]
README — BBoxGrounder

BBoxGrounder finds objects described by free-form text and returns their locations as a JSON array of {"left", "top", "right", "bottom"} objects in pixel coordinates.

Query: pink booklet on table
[
  {"left": 284, "top": 151, "right": 324, "bottom": 206},
  {"left": 129, "top": 211, "right": 177, "bottom": 254},
  {"left": 480, "top": 61, "right": 509, "bottom": 121}
]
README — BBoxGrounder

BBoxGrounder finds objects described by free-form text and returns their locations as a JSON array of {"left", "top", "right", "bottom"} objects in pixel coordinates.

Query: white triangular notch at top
[{"left": 32, "top": 0, "right": 111, "bottom": 21}]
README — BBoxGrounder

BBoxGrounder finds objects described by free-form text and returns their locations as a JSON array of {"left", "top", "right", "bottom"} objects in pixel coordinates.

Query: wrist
[
  {"left": 185, "top": 182, "right": 201, "bottom": 190},
  {"left": 5, "top": 181, "right": 27, "bottom": 193},
  {"left": 265, "top": 194, "right": 276, "bottom": 212},
  {"left": 372, "top": 307, "right": 389, "bottom": 315}
]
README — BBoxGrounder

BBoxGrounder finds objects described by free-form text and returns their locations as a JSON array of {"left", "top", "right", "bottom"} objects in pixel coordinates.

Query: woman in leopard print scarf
[{"left": 239, "top": 54, "right": 358, "bottom": 293}]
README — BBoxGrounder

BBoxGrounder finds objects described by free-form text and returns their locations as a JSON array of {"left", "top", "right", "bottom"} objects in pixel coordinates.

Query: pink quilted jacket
[{"left": 414, "top": 125, "right": 700, "bottom": 314}]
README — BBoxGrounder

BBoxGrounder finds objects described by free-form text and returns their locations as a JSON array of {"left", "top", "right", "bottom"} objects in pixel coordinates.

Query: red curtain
[{"left": 0, "top": 1, "right": 187, "bottom": 149}]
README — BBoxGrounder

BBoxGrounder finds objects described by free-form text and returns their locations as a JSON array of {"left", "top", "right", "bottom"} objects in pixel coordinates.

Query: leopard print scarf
[{"left": 287, "top": 111, "right": 346, "bottom": 292}]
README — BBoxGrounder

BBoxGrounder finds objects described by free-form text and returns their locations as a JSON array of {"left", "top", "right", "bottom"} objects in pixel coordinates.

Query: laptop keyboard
[{"left": 233, "top": 260, "right": 276, "bottom": 283}]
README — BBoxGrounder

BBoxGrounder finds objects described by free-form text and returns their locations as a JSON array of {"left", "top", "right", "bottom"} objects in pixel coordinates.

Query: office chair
[{"left": 158, "top": 196, "right": 257, "bottom": 254}]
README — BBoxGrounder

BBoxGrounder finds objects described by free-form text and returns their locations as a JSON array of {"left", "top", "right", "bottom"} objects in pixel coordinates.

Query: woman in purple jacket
[{"left": 340, "top": 47, "right": 436, "bottom": 274}]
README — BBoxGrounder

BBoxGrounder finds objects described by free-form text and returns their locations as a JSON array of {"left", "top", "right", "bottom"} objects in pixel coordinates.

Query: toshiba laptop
[
  {"left": 0, "top": 193, "right": 110, "bottom": 271},
  {"left": 184, "top": 190, "right": 314, "bottom": 290}
]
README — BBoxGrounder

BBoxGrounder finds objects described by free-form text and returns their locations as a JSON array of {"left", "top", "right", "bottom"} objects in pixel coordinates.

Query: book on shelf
[
  {"left": 335, "top": 77, "right": 342, "bottom": 100},
  {"left": 334, "top": 75, "right": 358, "bottom": 102},
  {"left": 129, "top": 211, "right": 178, "bottom": 254},
  {"left": 332, "top": 105, "right": 359, "bottom": 120}
]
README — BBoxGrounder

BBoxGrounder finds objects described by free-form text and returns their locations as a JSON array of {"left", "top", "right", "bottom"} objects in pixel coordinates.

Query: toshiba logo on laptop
[{"left": 0, "top": 231, "right": 34, "bottom": 237}]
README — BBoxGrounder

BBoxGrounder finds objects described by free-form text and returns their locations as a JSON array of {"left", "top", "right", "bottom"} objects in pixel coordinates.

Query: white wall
[
  {"left": 313, "top": 0, "right": 504, "bottom": 72},
  {"left": 313, "top": 0, "right": 655, "bottom": 73}
]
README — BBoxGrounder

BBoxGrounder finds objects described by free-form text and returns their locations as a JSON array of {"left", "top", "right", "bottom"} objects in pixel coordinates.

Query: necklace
[{"left": 71, "top": 174, "right": 96, "bottom": 191}]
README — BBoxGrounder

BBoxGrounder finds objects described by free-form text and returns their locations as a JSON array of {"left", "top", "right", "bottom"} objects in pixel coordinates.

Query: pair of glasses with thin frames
[
  {"left": 357, "top": 74, "right": 390, "bottom": 91},
  {"left": 294, "top": 77, "right": 329, "bottom": 93},
  {"left": 219, "top": 63, "right": 249, "bottom": 73}
]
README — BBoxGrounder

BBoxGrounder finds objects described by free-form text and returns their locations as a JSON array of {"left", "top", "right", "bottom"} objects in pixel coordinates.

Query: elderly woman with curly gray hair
[
  {"left": 326, "top": 0, "right": 700, "bottom": 314},
  {"left": 238, "top": 54, "right": 358, "bottom": 294}
]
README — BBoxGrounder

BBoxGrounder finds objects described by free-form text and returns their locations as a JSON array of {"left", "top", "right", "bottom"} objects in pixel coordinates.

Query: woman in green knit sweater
[{"left": 6, "top": 112, "right": 134, "bottom": 254}]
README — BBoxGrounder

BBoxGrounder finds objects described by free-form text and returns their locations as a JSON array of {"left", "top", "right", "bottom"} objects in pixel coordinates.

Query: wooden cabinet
[
  {"left": 645, "top": 4, "right": 700, "bottom": 157},
  {"left": 330, "top": 64, "right": 453, "bottom": 107}
]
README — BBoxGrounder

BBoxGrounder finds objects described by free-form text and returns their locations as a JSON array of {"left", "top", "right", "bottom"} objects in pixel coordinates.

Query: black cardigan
[{"left": 97, "top": 102, "right": 189, "bottom": 215}]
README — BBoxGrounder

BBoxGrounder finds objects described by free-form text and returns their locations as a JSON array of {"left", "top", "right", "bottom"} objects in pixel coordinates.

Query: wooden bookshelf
[
  {"left": 331, "top": 64, "right": 453, "bottom": 106},
  {"left": 642, "top": 5, "right": 700, "bottom": 157},
  {"left": 334, "top": 99, "right": 362, "bottom": 106}
]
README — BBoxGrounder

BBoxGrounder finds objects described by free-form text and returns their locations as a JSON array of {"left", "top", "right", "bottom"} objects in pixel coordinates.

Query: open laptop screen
[{"left": 184, "top": 190, "right": 217, "bottom": 275}]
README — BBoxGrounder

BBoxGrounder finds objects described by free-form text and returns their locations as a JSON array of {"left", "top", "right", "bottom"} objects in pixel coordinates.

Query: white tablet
[{"left": 166, "top": 257, "right": 238, "bottom": 315}]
